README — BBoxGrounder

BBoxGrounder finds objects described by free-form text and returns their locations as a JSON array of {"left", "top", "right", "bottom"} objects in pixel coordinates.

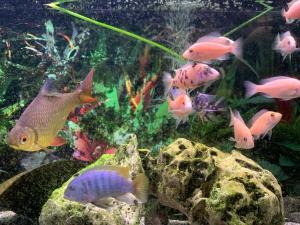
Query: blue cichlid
[{"left": 64, "top": 166, "right": 149, "bottom": 208}]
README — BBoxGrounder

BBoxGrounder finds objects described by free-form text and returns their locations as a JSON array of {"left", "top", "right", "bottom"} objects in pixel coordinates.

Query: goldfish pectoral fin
[
  {"left": 50, "top": 136, "right": 67, "bottom": 147},
  {"left": 92, "top": 197, "right": 116, "bottom": 209},
  {"left": 115, "top": 193, "right": 137, "bottom": 205}
]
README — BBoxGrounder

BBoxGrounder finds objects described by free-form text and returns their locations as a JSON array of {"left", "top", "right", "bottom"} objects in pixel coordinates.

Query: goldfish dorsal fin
[
  {"left": 196, "top": 32, "right": 221, "bottom": 43},
  {"left": 260, "top": 76, "right": 293, "bottom": 85},
  {"left": 248, "top": 109, "right": 268, "bottom": 128},
  {"left": 91, "top": 165, "right": 130, "bottom": 179},
  {"left": 39, "top": 79, "right": 62, "bottom": 97},
  {"left": 288, "top": 0, "right": 300, "bottom": 8}
]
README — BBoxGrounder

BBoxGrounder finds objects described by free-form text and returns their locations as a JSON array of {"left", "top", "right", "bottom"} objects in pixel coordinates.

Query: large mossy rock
[
  {"left": 39, "top": 135, "right": 146, "bottom": 225},
  {"left": 144, "top": 138, "right": 284, "bottom": 225}
]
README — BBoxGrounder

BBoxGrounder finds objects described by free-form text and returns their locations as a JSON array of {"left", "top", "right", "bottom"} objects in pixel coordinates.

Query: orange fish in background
[
  {"left": 229, "top": 108, "right": 254, "bottom": 150},
  {"left": 248, "top": 109, "right": 282, "bottom": 140},
  {"left": 244, "top": 76, "right": 300, "bottom": 100},
  {"left": 182, "top": 33, "right": 242, "bottom": 62},
  {"left": 7, "top": 69, "right": 97, "bottom": 152},
  {"left": 167, "top": 89, "right": 194, "bottom": 128},
  {"left": 282, "top": 0, "right": 300, "bottom": 24},
  {"left": 163, "top": 63, "right": 220, "bottom": 94},
  {"left": 273, "top": 31, "right": 298, "bottom": 61}
]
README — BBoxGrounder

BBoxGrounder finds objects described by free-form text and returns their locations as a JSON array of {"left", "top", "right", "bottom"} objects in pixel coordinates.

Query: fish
[
  {"left": 182, "top": 33, "right": 242, "bottom": 62},
  {"left": 273, "top": 31, "right": 298, "bottom": 61},
  {"left": 7, "top": 69, "right": 97, "bottom": 152},
  {"left": 64, "top": 166, "right": 149, "bottom": 208},
  {"left": 167, "top": 89, "right": 194, "bottom": 128},
  {"left": 282, "top": 0, "right": 300, "bottom": 24},
  {"left": 192, "top": 92, "right": 225, "bottom": 122},
  {"left": 244, "top": 76, "right": 300, "bottom": 100},
  {"left": 229, "top": 108, "right": 254, "bottom": 150},
  {"left": 73, "top": 131, "right": 116, "bottom": 162},
  {"left": 163, "top": 63, "right": 220, "bottom": 94},
  {"left": 248, "top": 109, "right": 282, "bottom": 140}
]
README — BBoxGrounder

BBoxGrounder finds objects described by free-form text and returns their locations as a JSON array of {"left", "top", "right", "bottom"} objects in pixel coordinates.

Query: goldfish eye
[
  {"left": 20, "top": 135, "right": 27, "bottom": 144},
  {"left": 243, "top": 137, "right": 247, "bottom": 142}
]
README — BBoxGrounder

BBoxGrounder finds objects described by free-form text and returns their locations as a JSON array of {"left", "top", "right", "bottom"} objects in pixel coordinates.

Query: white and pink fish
[
  {"left": 273, "top": 31, "right": 298, "bottom": 61},
  {"left": 282, "top": 0, "right": 300, "bottom": 24}
]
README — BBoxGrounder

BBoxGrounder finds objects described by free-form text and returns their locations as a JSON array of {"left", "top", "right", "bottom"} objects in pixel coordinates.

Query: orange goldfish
[
  {"left": 182, "top": 33, "right": 242, "bottom": 62},
  {"left": 273, "top": 31, "right": 298, "bottom": 61},
  {"left": 229, "top": 108, "right": 254, "bottom": 150},
  {"left": 7, "top": 69, "right": 96, "bottom": 152},
  {"left": 282, "top": 0, "right": 300, "bottom": 24},
  {"left": 167, "top": 89, "right": 194, "bottom": 128},
  {"left": 248, "top": 110, "right": 282, "bottom": 140},
  {"left": 244, "top": 76, "right": 300, "bottom": 100},
  {"left": 163, "top": 63, "right": 220, "bottom": 93}
]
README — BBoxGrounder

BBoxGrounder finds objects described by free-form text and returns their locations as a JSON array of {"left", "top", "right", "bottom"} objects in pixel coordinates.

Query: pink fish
[
  {"left": 282, "top": 0, "right": 300, "bottom": 24},
  {"left": 273, "top": 31, "right": 298, "bottom": 61},
  {"left": 229, "top": 108, "right": 254, "bottom": 150},
  {"left": 244, "top": 76, "right": 300, "bottom": 100},
  {"left": 163, "top": 63, "right": 220, "bottom": 93},
  {"left": 167, "top": 89, "right": 194, "bottom": 128},
  {"left": 182, "top": 33, "right": 242, "bottom": 62},
  {"left": 248, "top": 110, "right": 282, "bottom": 140}
]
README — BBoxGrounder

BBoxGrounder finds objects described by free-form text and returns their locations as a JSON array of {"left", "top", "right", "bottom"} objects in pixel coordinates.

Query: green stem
[
  {"left": 46, "top": 1, "right": 184, "bottom": 60},
  {"left": 223, "top": 1, "right": 273, "bottom": 37}
]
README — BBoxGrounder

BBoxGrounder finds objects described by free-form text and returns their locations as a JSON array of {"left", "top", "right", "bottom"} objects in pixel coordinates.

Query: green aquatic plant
[
  {"left": 89, "top": 32, "right": 107, "bottom": 66},
  {"left": 46, "top": 1, "right": 183, "bottom": 60}
]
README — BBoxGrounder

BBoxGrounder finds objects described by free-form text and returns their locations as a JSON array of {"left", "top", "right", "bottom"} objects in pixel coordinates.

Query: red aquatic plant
[
  {"left": 139, "top": 45, "right": 150, "bottom": 80},
  {"left": 73, "top": 131, "right": 116, "bottom": 162},
  {"left": 68, "top": 102, "right": 101, "bottom": 123}
]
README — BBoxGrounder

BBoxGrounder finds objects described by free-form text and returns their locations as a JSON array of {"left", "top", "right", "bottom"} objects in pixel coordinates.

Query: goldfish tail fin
[
  {"left": 133, "top": 173, "right": 149, "bottom": 203},
  {"left": 244, "top": 81, "right": 257, "bottom": 98},
  {"left": 163, "top": 72, "right": 173, "bottom": 96},
  {"left": 232, "top": 38, "right": 243, "bottom": 58},
  {"left": 78, "top": 68, "right": 97, "bottom": 103}
]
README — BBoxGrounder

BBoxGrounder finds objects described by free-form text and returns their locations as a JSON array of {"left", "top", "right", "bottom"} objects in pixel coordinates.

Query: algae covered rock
[
  {"left": 146, "top": 138, "right": 284, "bottom": 225},
  {"left": 39, "top": 134, "right": 147, "bottom": 225}
]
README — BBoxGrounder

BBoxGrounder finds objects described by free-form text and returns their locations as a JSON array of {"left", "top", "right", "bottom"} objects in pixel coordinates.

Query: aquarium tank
[{"left": 0, "top": 0, "right": 300, "bottom": 224}]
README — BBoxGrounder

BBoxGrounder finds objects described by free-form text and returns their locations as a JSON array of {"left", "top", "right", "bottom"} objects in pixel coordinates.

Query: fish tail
[
  {"left": 78, "top": 68, "right": 97, "bottom": 104},
  {"left": 163, "top": 72, "right": 173, "bottom": 96},
  {"left": 232, "top": 38, "right": 243, "bottom": 58},
  {"left": 244, "top": 81, "right": 257, "bottom": 98},
  {"left": 132, "top": 173, "right": 149, "bottom": 203},
  {"left": 229, "top": 107, "right": 234, "bottom": 127}
]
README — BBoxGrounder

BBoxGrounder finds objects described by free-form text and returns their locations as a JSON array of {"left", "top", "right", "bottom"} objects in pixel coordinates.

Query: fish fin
[
  {"left": 92, "top": 197, "right": 116, "bottom": 209},
  {"left": 116, "top": 193, "right": 137, "bottom": 205},
  {"left": 248, "top": 109, "right": 268, "bottom": 128},
  {"left": 260, "top": 76, "right": 292, "bottom": 84},
  {"left": 89, "top": 165, "right": 130, "bottom": 179},
  {"left": 267, "top": 130, "right": 272, "bottom": 140},
  {"left": 163, "top": 72, "right": 173, "bottom": 96},
  {"left": 196, "top": 32, "right": 221, "bottom": 43},
  {"left": 175, "top": 117, "right": 182, "bottom": 128},
  {"left": 132, "top": 173, "right": 149, "bottom": 203},
  {"left": 229, "top": 137, "right": 236, "bottom": 143},
  {"left": 233, "top": 109, "right": 244, "bottom": 123},
  {"left": 244, "top": 81, "right": 257, "bottom": 98},
  {"left": 40, "top": 79, "right": 61, "bottom": 97},
  {"left": 50, "top": 136, "right": 67, "bottom": 147},
  {"left": 273, "top": 33, "right": 281, "bottom": 51},
  {"left": 287, "top": 0, "right": 300, "bottom": 8},
  {"left": 282, "top": 31, "right": 292, "bottom": 39},
  {"left": 232, "top": 38, "right": 243, "bottom": 58},
  {"left": 170, "top": 88, "right": 186, "bottom": 99},
  {"left": 78, "top": 68, "right": 97, "bottom": 104},
  {"left": 217, "top": 54, "right": 230, "bottom": 61}
]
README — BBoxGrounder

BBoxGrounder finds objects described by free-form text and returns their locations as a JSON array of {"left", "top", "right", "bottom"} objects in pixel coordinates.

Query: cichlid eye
[
  {"left": 271, "top": 113, "right": 275, "bottom": 117},
  {"left": 287, "top": 41, "right": 291, "bottom": 45},
  {"left": 243, "top": 137, "right": 247, "bottom": 142},
  {"left": 189, "top": 49, "right": 193, "bottom": 53}
]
